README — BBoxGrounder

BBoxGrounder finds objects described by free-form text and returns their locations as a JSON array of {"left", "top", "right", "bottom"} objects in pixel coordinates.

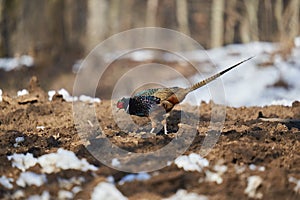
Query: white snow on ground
[
  {"left": 289, "top": 177, "right": 300, "bottom": 193},
  {"left": 37, "top": 148, "right": 98, "bottom": 173},
  {"left": 200, "top": 165, "right": 228, "bottom": 185},
  {"left": 58, "top": 190, "right": 74, "bottom": 199},
  {"left": 8, "top": 148, "right": 98, "bottom": 173},
  {"left": 17, "top": 89, "right": 29, "bottom": 96},
  {"left": 249, "top": 164, "right": 265, "bottom": 172},
  {"left": 58, "top": 176, "right": 85, "bottom": 190},
  {"left": 6, "top": 149, "right": 98, "bottom": 198},
  {"left": 57, "top": 89, "right": 78, "bottom": 102},
  {"left": 295, "top": 37, "right": 300, "bottom": 47},
  {"left": 48, "top": 90, "right": 56, "bottom": 101},
  {"left": 107, "top": 175, "right": 115, "bottom": 184},
  {"left": 174, "top": 153, "right": 209, "bottom": 172},
  {"left": 14, "top": 136, "right": 25, "bottom": 147},
  {"left": 234, "top": 165, "right": 246, "bottom": 174},
  {"left": 91, "top": 182, "right": 128, "bottom": 200},
  {"left": 79, "top": 94, "right": 101, "bottom": 103},
  {"left": 7, "top": 153, "right": 37, "bottom": 172},
  {"left": 0, "top": 175, "right": 14, "bottom": 189},
  {"left": 244, "top": 175, "right": 263, "bottom": 199},
  {"left": 11, "top": 190, "right": 25, "bottom": 199},
  {"left": 27, "top": 191, "right": 50, "bottom": 200},
  {"left": 118, "top": 172, "right": 151, "bottom": 185},
  {"left": 16, "top": 171, "right": 47, "bottom": 187},
  {"left": 164, "top": 189, "right": 208, "bottom": 200},
  {"left": 48, "top": 89, "right": 100, "bottom": 103},
  {"left": 72, "top": 59, "right": 83, "bottom": 73},
  {"left": 36, "top": 126, "right": 45, "bottom": 130},
  {"left": 0, "top": 55, "right": 34, "bottom": 71},
  {"left": 111, "top": 158, "right": 121, "bottom": 167}
]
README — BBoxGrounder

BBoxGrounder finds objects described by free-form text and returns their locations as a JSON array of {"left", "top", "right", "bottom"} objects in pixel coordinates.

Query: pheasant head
[{"left": 117, "top": 97, "right": 130, "bottom": 110}]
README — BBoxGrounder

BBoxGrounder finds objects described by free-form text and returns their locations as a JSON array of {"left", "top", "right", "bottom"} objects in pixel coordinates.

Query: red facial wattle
[{"left": 117, "top": 101, "right": 124, "bottom": 109}]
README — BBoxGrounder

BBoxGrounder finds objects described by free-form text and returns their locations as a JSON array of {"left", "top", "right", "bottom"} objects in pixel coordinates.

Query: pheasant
[{"left": 117, "top": 57, "right": 253, "bottom": 134}]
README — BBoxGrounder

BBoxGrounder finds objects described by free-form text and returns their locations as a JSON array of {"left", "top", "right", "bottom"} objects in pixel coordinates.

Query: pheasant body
[{"left": 117, "top": 57, "right": 253, "bottom": 134}]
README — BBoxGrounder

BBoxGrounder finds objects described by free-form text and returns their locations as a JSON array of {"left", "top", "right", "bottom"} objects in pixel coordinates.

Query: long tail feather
[{"left": 188, "top": 56, "right": 254, "bottom": 92}]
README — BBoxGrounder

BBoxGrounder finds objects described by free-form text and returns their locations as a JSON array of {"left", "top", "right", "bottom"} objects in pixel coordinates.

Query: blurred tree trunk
[
  {"left": 176, "top": 0, "right": 190, "bottom": 36},
  {"left": 211, "top": 0, "right": 224, "bottom": 48},
  {"left": 259, "top": 0, "right": 273, "bottom": 41},
  {"left": 64, "top": 0, "right": 87, "bottom": 51},
  {"left": 120, "top": 0, "right": 134, "bottom": 30},
  {"left": 281, "top": 0, "right": 299, "bottom": 40},
  {"left": 85, "top": 0, "right": 107, "bottom": 52},
  {"left": 224, "top": 0, "right": 238, "bottom": 44},
  {"left": 275, "top": 0, "right": 299, "bottom": 59},
  {"left": 146, "top": 0, "right": 158, "bottom": 26},
  {"left": 240, "top": 0, "right": 259, "bottom": 43},
  {"left": 109, "top": 0, "right": 120, "bottom": 34},
  {"left": 0, "top": 0, "right": 23, "bottom": 57},
  {"left": 0, "top": 0, "right": 7, "bottom": 56},
  {"left": 274, "top": 0, "right": 283, "bottom": 36}
]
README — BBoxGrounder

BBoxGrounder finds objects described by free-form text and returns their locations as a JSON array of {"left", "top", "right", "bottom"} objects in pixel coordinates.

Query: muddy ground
[{"left": 0, "top": 79, "right": 299, "bottom": 200}]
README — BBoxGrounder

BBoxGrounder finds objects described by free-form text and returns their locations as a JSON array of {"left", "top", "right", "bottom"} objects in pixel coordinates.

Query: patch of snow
[
  {"left": 118, "top": 172, "right": 151, "bottom": 185},
  {"left": 107, "top": 176, "right": 115, "bottom": 184},
  {"left": 8, "top": 149, "right": 97, "bottom": 174},
  {"left": 48, "top": 90, "right": 56, "bottom": 101},
  {"left": 0, "top": 55, "right": 34, "bottom": 71},
  {"left": 79, "top": 95, "right": 101, "bottom": 103},
  {"left": 111, "top": 158, "right": 121, "bottom": 167},
  {"left": 7, "top": 153, "right": 37, "bottom": 172},
  {"left": 244, "top": 175, "right": 263, "bottom": 199},
  {"left": 213, "top": 164, "right": 228, "bottom": 174},
  {"left": 58, "top": 89, "right": 78, "bottom": 102},
  {"left": 11, "top": 190, "right": 25, "bottom": 199},
  {"left": 20, "top": 55, "right": 34, "bottom": 66},
  {"left": 203, "top": 170, "right": 223, "bottom": 184},
  {"left": 201, "top": 164, "right": 228, "bottom": 184},
  {"left": 48, "top": 89, "right": 101, "bottom": 103},
  {"left": 295, "top": 37, "right": 300, "bottom": 47},
  {"left": 72, "top": 59, "right": 83, "bottom": 73},
  {"left": 289, "top": 177, "right": 300, "bottom": 193},
  {"left": 17, "top": 89, "right": 29, "bottom": 96},
  {"left": 0, "top": 175, "right": 14, "bottom": 189},
  {"left": 91, "top": 182, "right": 128, "bottom": 200},
  {"left": 16, "top": 172, "right": 47, "bottom": 187},
  {"left": 129, "top": 50, "right": 156, "bottom": 61},
  {"left": 27, "top": 191, "right": 50, "bottom": 200},
  {"left": 174, "top": 153, "right": 209, "bottom": 172},
  {"left": 249, "top": 164, "right": 265, "bottom": 172},
  {"left": 72, "top": 186, "right": 82, "bottom": 194},
  {"left": 270, "top": 99, "right": 293, "bottom": 106},
  {"left": 58, "top": 190, "right": 74, "bottom": 199},
  {"left": 167, "top": 161, "right": 173, "bottom": 166},
  {"left": 235, "top": 165, "right": 246, "bottom": 174},
  {"left": 36, "top": 126, "right": 45, "bottom": 130},
  {"left": 38, "top": 148, "right": 98, "bottom": 173},
  {"left": 15, "top": 136, "right": 25, "bottom": 143},
  {"left": 0, "top": 89, "right": 2, "bottom": 102},
  {"left": 58, "top": 176, "right": 85, "bottom": 190},
  {"left": 14, "top": 136, "right": 25, "bottom": 147},
  {"left": 164, "top": 189, "right": 208, "bottom": 200}
]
